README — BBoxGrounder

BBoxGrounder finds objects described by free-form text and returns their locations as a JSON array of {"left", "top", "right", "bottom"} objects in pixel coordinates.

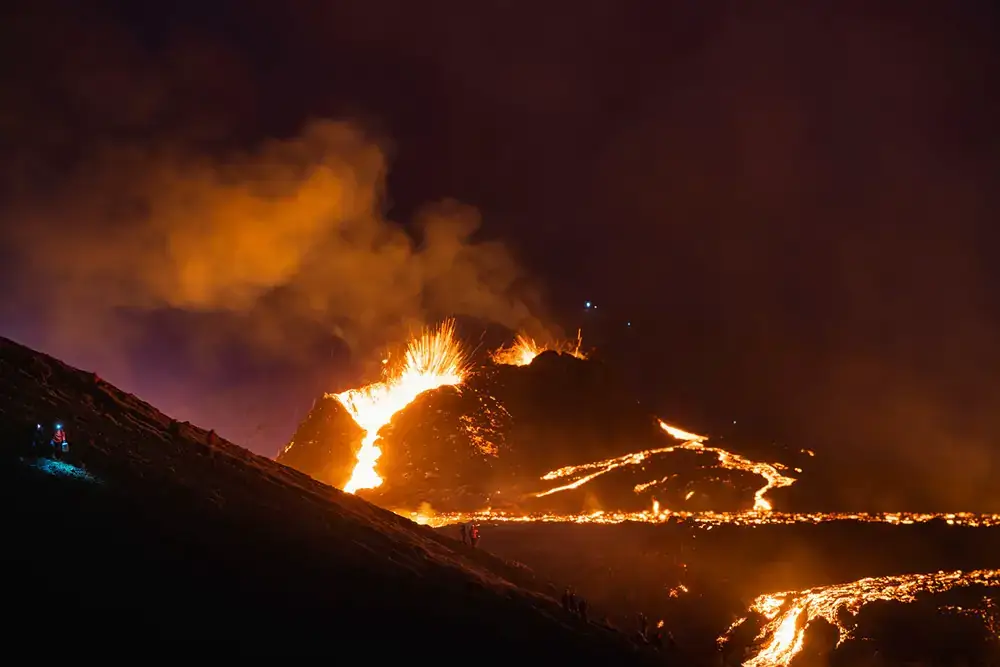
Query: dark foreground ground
[
  {"left": 451, "top": 521, "right": 1000, "bottom": 665},
  {"left": 0, "top": 336, "right": 660, "bottom": 663}
]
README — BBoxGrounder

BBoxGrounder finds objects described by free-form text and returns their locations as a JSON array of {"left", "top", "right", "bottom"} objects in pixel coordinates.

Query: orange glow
[
  {"left": 490, "top": 330, "right": 587, "bottom": 366},
  {"left": 730, "top": 569, "right": 1000, "bottom": 667},
  {"left": 533, "top": 420, "right": 796, "bottom": 511},
  {"left": 337, "top": 319, "right": 467, "bottom": 493},
  {"left": 407, "top": 508, "right": 1000, "bottom": 529}
]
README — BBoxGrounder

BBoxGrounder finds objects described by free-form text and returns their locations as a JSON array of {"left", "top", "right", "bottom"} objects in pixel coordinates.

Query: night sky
[{"left": 1, "top": 0, "right": 998, "bottom": 509}]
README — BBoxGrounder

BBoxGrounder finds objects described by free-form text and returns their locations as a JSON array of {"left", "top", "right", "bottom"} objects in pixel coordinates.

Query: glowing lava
[
  {"left": 534, "top": 420, "right": 797, "bottom": 511},
  {"left": 337, "top": 319, "right": 467, "bottom": 494},
  {"left": 411, "top": 508, "right": 1000, "bottom": 529},
  {"left": 727, "top": 569, "right": 1000, "bottom": 667},
  {"left": 490, "top": 330, "right": 587, "bottom": 366}
]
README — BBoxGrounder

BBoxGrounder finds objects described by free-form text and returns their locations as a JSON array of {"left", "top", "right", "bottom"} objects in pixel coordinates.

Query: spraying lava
[
  {"left": 490, "top": 330, "right": 587, "bottom": 366},
  {"left": 727, "top": 569, "right": 1000, "bottom": 667},
  {"left": 337, "top": 320, "right": 467, "bottom": 494},
  {"left": 535, "top": 420, "right": 797, "bottom": 511}
]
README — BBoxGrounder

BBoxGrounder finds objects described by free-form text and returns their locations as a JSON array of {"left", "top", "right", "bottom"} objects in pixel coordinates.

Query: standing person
[
  {"left": 50, "top": 422, "right": 69, "bottom": 460},
  {"left": 460, "top": 523, "right": 468, "bottom": 545},
  {"left": 31, "top": 423, "right": 47, "bottom": 456},
  {"left": 470, "top": 524, "right": 480, "bottom": 548}
]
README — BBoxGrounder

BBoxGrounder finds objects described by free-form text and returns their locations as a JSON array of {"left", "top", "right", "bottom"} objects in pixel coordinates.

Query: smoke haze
[{"left": 0, "top": 1, "right": 554, "bottom": 450}]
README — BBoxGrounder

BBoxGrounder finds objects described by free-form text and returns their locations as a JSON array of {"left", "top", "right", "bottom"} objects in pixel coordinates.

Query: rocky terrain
[
  {"left": 280, "top": 350, "right": 796, "bottom": 514},
  {"left": 444, "top": 520, "right": 1000, "bottom": 666},
  {"left": 0, "top": 336, "right": 661, "bottom": 662}
]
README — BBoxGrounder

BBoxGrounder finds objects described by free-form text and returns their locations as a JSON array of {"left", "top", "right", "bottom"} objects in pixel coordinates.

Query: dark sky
[{"left": 1, "top": 0, "right": 999, "bottom": 509}]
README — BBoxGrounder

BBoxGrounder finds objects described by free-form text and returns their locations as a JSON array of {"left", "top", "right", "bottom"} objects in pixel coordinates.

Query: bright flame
[
  {"left": 490, "top": 330, "right": 587, "bottom": 366},
  {"left": 337, "top": 319, "right": 467, "bottom": 494},
  {"left": 659, "top": 422, "right": 707, "bottom": 442},
  {"left": 728, "top": 569, "right": 1000, "bottom": 667}
]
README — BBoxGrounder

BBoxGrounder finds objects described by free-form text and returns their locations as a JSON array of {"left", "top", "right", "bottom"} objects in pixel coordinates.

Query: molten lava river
[{"left": 308, "top": 320, "right": 1000, "bottom": 666}]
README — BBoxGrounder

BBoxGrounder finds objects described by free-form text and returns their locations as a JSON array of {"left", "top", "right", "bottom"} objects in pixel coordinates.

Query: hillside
[{"left": 0, "top": 336, "right": 659, "bottom": 661}]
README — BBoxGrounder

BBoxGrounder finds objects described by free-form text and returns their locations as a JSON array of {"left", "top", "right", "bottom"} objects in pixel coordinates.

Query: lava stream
[
  {"left": 728, "top": 569, "right": 1000, "bottom": 667},
  {"left": 411, "top": 508, "right": 1000, "bottom": 529},
  {"left": 336, "top": 320, "right": 467, "bottom": 494},
  {"left": 534, "top": 420, "right": 797, "bottom": 511}
]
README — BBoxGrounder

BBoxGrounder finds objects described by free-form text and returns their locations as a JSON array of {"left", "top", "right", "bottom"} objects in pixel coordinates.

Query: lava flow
[
  {"left": 336, "top": 319, "right": 467, "bottom": 494},
  {"left": 535, "top": 420, "right": 797, "bottom": 511},
  {"left": 727, "top": 569, "right": 1000, "bottom": 667},
  {"left": 410, "top": 508, "right": 1000, "bottom": 529},
  {"left": 490, "top": 330, "right": 587, "bottom": 366}
]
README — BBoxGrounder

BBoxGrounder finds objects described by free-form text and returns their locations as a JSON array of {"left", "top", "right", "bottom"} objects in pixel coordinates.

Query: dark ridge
[{"left": 0, "top": 336, "right": 662, "bottom": 663}]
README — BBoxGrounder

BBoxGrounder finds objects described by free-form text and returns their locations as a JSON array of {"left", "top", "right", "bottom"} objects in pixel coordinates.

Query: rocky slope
[{"left": 0, "top": 336, "right": 660, "bottom": 661}]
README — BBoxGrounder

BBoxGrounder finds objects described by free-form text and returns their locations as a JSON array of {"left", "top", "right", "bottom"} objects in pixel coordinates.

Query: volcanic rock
[
  {"left": 280, "top": 348, "right": 784, "bottom": 514},
  {"left": 280, "top": 394, "right": 363, "bottom": 487}
]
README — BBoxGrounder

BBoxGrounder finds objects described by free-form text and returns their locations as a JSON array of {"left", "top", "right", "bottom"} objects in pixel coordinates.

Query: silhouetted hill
[
  {"left": 0, "top": 336, "right": 661, "bottom": 662},
  {"left": 281, "top": 351, "right": 796, "bottom": 513}
]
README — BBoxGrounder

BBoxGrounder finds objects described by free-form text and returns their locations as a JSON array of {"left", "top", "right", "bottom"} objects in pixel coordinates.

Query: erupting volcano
[
  {"left": 276, "top": 322, "right": 1000, "bottom": 667},
  {"left": 278, "top": 321, "right": 807, "bottom": 516}
]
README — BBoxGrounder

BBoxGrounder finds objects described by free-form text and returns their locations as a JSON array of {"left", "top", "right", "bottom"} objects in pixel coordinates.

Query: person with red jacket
[
  {"left": 470, "top": 524, "right": 481, "bottom": 548},
  {"left": 51, "top": 422, "right": 69, "bottom": 459}
]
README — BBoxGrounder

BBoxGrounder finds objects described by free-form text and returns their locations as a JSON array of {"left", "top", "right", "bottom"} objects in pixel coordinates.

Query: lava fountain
[
  {"left": 490, "top": 330, "right": 587, "bottom": 366},
  {"left": 336, "top": 319, "right": 468, "bottom": 494}
]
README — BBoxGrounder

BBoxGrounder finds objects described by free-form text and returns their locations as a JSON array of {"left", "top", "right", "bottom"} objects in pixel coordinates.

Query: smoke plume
[
  {"left": 4, "top": 117, "right": 548, "bottom": 369},
  {"left": 0, "top": 0, "right": 556, "bottom": 451}
]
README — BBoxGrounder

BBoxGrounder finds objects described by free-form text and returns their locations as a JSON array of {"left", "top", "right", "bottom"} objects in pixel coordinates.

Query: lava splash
[
  {"left": 336, "top": 319, "right": 467, "bottom": 493},
  {"left": 490, "top": 330, "right": 587, "bottom": 367}
]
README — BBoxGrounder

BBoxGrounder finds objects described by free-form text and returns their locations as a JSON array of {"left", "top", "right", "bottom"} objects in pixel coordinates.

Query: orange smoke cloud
[{"left": 5, "top": 120, "right": 551, "bottom": 368}]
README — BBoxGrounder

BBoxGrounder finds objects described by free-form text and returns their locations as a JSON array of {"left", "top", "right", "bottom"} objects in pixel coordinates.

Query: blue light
[
  {"left": 54, "top": 423, "right": 62, "bottom": 430},
  {"left": 627, "top": 321, "right": 631, "bottom": 327},
  {"left": 585, "top": 301, "right": 592, "bottom": 309},
  {"left": 31, "top": 458, "right": 100, "bottom": 484}
]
